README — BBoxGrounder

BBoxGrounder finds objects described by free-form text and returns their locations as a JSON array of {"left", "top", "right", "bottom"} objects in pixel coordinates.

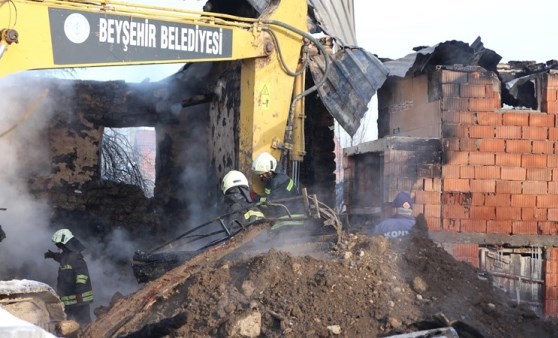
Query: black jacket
[
  {"left": 55, "top": 238, "right": 94, "bottom": 307},
  {"left": 258, "top": 173, "right": 302, "bottom": 216},
  {"left": 224, "top": 186, "right": 264, "bottom": 226}
]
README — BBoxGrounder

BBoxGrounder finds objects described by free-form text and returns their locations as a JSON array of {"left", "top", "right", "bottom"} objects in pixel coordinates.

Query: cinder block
[
  {"left": 469, "top": 152, "right": 495, "bottom": 165},
  {"left": 522, "top": 154, "right": 548, "bottom": 168},
  {"left": 503, "top": 112, "right": 529, "bottom": 126},
  {"left": 460, "top": 219, "right": 487, "bottom": 233},
  {"left": 506, "top": 140, "right": 532, "bottom": 153},
  {"left": 496, "top": 181, "right": 522, "bottom": 194},
  {"left": 443, "top": 205, "right": 469, "bottom": 219},
  {"left": 486, "top": 220, "right": 512, "bottom": 234},
  {"left": 500, "top": 167, "right": 526, "bottom": 181},
  {"left": 530, "top": 114, "right": 555, "bottom": 127},
  {"left": 470, "top": 179, "right": 496, "bottom": 193},
  {"left": 512, "top": 221, "right": 538, "bottom": 235},
  {"left": 484, "top": 193, "right": 510, "bottom": 207},
  {"left": 511, "top": 194, "right": 537, "bottom": 207},
  {"left": 532, "top": 140, "right": 554, "bottom": 154},
  {"left": 523, "top": 126, "right": 549, "bottom": 140},
  {"left": 476, "top": 112, "right": 502, "bottom": 125},
  {"left": 479, "top": 139, "right": 505, "bottom": 152},
  {"left": 538, "top": 195, "right": 558, "bottom": 208},
  {"left": 460, "top": 84, "right": 486, "bottom": 98},
  {"left": 526, "top": 168, "right": 552, "bottom": 181},
  {"left": 495, "top": 126, "right": 522, "bottom": 139},
  {"left": 469, "top": 98, "right": 500, "bottom": 112},
  {"left": 523, "top": 181, "right": 549, "bottom": 195},
  {"left": 496, "top": 207, "right": 521, "bottom": 220},
  {"left": 470, "top": 206, "right": 496, "bottom": 220},
  {"left": 496, "top": 153, "right": 522, "bottom": 166}
]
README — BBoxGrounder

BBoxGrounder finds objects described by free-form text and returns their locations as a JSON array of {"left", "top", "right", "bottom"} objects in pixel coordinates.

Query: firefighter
[
  {"left": 222, "top": 170, "right": 265, "bottom": 225},
  {"left": 251, "top": 152, "right": 304, "bottom": 227},
  {"left": 370, "top": 191, "right": 416, "bottom": 238},
  {"left": 44, "top": 228, "right": 94, "bottom": 325}
]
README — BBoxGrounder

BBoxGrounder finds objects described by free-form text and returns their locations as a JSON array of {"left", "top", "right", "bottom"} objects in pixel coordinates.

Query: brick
[
  {"left": 425, "top": 217, "right": 442, "bottom": 231},
  {"left": 470, "top": 179, "right": 496, "bottom": 193},
  {"left": 444, "top": 178, "right": 470, "bottom": 192},
  {"left": 442, "top": 110, "right": 460, "bottom": 123},
  {"left": 496, "top": 181, "right": 522, "bottom": 194},
  {"left": 532, "top": 140, "right": 554, "bottom": 154},
  {"left": 500, "top": 167, "right": 526, "bottom": 181},
  {"left": 443, "top": 205, "right": 469, "bottom": 219},
  {"left": 506, "top": 140, "right": 531, "bottom": 153},
  {"left": 526, "top": 168, "right": 552, "bottom": 181},
  {"left": 442, "top": 97, "right": 469, "bottom": 111},
  {"left": 459, "top": 138, "right": 479, "bottom": 151},
  {"left": 460, "top": 219, "right": 487, "bottom": 233},
  {"left": 441, "top": 70, "right": 468, "bottom": 84},
  {"left": 486, "top": 220, "right": 512, "bottom": 234},
  {"left": 512, "top": 221, "right": 538, "bottom": 235},
  {"left": 550, "top": 128, "right": 558, "bottom": 140},
  {"left": 468, "top": 71, "right": 493, "bottom": 85},
  {"left": 414, "top": 191, "right": 441, "bottom": 205},
  {"left": 475, "top": 166, "right": 500, "bottom": 180},
  {"left": 523, "top": 126, "right": 548, "bottom": 140},
  {"left": 443, "top": 138, "right": 460, "bottom": 151},
  {"left": 545, "top": 300, "right": 558, "bottom": 316},
  {"left": 496, "top": 207, "right": 521, "bottom": 220},
  {"left": 469, "top": 98, "right": 499, "bottom": 111},
  {"left": 460, "top": 166, "right": 475, "bottom": 179},
  {"left": 547, "top": 286, "right": 558, "bottom": 300},
  {"left": 443, "top": 165, "right": 460, "bottom": 178},
  {"left": 442, "top": 192, "right": 471, "bottom": 206},
  {"left": 523, "top": 181, "right": 548, "bottom": 195},
  {"left": 475, "top": 112, "right": 502, "bottom": 125},
  {"left": 550, "top": 182, "right": 558, "bottom": 194},
  {"left": 484, "top": 193, "right": 510, "bottom": 207},
  {"left": 469, "top": 125, "right": 494, "bottom": 138},
  {"left": 522, "top": 154, "right": 548, "bottom": 168},
  {"left": 443, "top": 83, "right": 460, "bottom": 97},
  {"left": 443, "top": 124, "right": 469, "bottom": 138},
  {"left": 548, "top": 155, "right": 558, "bottom": 168},
  {"left": 503, "top": 112, "right": 529, "bottom": 126},
  {"left": 546, "top": 221, "right": 558, "bottom": 235},
  {"left": 432, "top": 178, "right": 442, "bottom": 192},
  {"left": 548, "top": 74, "right": 558, "bottom": 87},
  {"left": 544, "top": 89, "right": 558, "bottom": 102},
  {"left": 469, "top": 152, "right": 494, "bottom": 165},
  {"left": 460, "top": 84, "right": 486, "bottom": 98},
  {"left": 538, "top": 195, "right": 558, "bottom": 208},
  {"left": 470, "top": 206, "right": 495, "bottom": 220},
  {"left": 530, "top": 114, "right": 555, "bottom": 127},
  {"left": 424, "top": 204, "right": 442, "bottom": 218},
  {"left": 545, "top": 101, "right": 558, "bottom": 115},
  {"left": 442, "top": 219, "right": 460, "bottom": 232},
  {"left": 549, "top": 209, "right": 558, "bottom": 222},
  {"left": 495, "top": 153, "right": 522, "bottom": 166},
  {"left": 495, "top": 126, "right": 522, "bottom": 139},
  {"left": 511, "top": 194, "right": 537, "bottom": 207},
  {"left": 479, "top": 139, "right": 505, "bottom": 152},
  {"left": 412, "top": 204, "right": 425, "bottom": 216},
  {"left": 484, "top": 85, "right": 500, "bottom": 99},
  {"left": 446, "top": 151, "right": 469, "bottom": 164},
  {"left": 521, "top": 208, "right": 547, "bottom": 221},
  {"left": 471, "top": 193, "right": 485, "bottom": 206}
]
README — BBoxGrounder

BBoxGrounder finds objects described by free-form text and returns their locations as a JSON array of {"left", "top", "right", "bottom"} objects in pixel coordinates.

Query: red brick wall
[
  {"left": 546, "top": 248, "right": 558, "bottom": 317},
  {"left": 442, "top": 243, "right": 480, "bottom": 268}
]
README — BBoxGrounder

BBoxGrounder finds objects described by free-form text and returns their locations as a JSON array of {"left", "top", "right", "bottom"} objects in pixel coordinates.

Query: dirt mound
[{"left": 85, "top": 228, "right": 558, "bottom": 337}]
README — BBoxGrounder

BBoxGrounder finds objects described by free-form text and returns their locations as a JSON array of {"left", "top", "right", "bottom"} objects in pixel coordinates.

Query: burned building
[{"left": 344, "top": 38, "right": 558, "bottom": 316}]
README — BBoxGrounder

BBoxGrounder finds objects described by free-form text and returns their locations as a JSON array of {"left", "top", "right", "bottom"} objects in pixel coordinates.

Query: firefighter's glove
[{"left": 44, "top": 250, "right": 61, "bottom": 261}]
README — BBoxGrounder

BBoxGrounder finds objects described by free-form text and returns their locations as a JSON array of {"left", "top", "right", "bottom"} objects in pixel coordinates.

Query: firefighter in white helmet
[
  {"left": 222, "top": 170, "right": 264, "bottom": 224},
  {"left": 251, "top": 152, "right": 302, "bottom": 219},
  {"left": 44, "top": 228, "right": 94, "bottom": 325}
]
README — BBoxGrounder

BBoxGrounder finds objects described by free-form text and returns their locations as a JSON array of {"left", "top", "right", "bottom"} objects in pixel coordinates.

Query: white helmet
[
  {"left": 222, "top": 170, "right": 249, "bottom": 194},
  {"left": 52, "top": 229, "right": 74, "bottom": 245},
  {"left": 252, "top": 152, "right": 277, "bottom": 175}
]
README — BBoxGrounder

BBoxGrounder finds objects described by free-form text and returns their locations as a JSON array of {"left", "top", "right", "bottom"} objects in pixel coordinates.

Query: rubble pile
[{"left": 84, "top": 224, "right": 558, "bottom": 338}]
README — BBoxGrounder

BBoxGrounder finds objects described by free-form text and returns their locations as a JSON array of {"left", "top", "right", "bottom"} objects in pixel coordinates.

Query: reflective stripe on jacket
[{"left": 57, "top": 251, "right": 94, "bottom": 307}]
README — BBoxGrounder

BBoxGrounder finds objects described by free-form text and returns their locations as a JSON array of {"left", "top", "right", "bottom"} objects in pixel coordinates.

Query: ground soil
[{"left": 84, "top": 219, "right": 558, "bottom": 338}]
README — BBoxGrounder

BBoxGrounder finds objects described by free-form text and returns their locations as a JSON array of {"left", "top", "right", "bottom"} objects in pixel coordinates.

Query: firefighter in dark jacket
[
  {"left": 44, "top": 228, "right": 94, "bottom": 325},
  {"left": 222, "top": 170, "right": 265, "bottom": 226},
  {"left": 370, "top": 192, "right": 416, "bottom": 238},
  {"left": 252, "top": 152, "right": 304, "bottom": 228}
]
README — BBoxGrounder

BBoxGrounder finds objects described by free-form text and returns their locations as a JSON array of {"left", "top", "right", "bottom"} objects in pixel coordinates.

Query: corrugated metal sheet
[
  {"left": 309, "top": 48, "right": 388, "bottom": 136},
  {"left": 385, "top": 38, "right": 501, "bottom": 78},
  {"left": 246, "top": 0, "right": 357, "bottom": 46}
]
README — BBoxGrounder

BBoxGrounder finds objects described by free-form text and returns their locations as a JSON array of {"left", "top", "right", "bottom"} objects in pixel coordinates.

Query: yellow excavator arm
[{"left": 0, "top": 0, "right": 313, "bottom": 175}]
